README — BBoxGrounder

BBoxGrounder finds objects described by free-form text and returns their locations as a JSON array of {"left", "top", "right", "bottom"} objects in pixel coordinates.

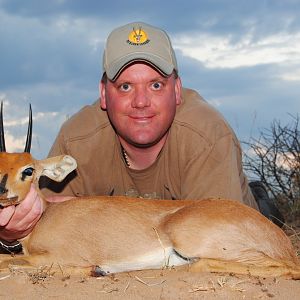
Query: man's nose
[{"left": 131, "top": 87, "right": 151, "bottom": 108}]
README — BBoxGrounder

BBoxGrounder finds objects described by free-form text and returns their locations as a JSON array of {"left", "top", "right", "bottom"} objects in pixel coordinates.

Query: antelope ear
[{"left": 38, "top": 155, "right": 77, "bottom": 182}]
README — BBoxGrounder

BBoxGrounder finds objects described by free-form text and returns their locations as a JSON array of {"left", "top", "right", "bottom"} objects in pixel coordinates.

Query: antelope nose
[
  {"left": 0, "top": 185, "right": 7, "bottom": 194},
  {"left": 0, "top": 174, "right": 8, "bottom": 194}
]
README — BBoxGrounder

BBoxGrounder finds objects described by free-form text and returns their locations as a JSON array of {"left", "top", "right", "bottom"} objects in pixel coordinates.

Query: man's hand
[{"left": 0, "top": 184, "right": 43, "bottom": 242}]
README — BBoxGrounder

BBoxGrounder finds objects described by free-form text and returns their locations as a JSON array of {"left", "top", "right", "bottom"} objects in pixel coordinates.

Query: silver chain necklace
[{"left": 121, "top": 147, "right": 131, "bottom": 167}]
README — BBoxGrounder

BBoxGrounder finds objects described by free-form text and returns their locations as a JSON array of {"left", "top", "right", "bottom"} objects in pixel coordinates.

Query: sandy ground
[
  {"left": 0, "top": 265, "right": 300, "bottom": 300},
  {"left": 0, "top": 226, "right": 299, "bottom": 300}
]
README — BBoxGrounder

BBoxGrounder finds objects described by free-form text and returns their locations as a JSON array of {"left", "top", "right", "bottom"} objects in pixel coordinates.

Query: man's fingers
[
  {"left": 12, "top": 196, "right": 42, "bottom": 230},
  {"left": 6, "top": 185, "right": 40, "bottom": 224},
  {"left": 0, "top": 206, "right": 16, "bottom": 227},
  {"left": 0, "top": 185, "right": 43, "bottom": 240},
  {"left": 5, "top": 186, "right": 42, "bottom": 230}
]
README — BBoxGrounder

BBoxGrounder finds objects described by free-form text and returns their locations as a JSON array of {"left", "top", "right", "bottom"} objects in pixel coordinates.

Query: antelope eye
[{"left": 22, "top": 167, "right": 34, "bottom": 177}]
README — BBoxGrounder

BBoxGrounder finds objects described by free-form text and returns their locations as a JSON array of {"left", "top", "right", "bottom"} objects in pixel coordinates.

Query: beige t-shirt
[{"left": 43, "top": 88, "right": 257, "bottom": 209}]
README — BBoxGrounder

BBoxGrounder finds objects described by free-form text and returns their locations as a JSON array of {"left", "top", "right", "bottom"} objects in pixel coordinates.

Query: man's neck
[{"left": 119, "top": 135, "right": 168, "bottom": 170}]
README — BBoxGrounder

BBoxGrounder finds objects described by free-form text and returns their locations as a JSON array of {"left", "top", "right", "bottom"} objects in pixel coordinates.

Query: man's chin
[{"left": 128, "top": 140, "right": 160, "bottom": 148}]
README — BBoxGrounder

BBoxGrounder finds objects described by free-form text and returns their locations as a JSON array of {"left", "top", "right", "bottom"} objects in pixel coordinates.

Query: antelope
[{"left": 0, "top": 105, "right": 300, "bottom": 279}]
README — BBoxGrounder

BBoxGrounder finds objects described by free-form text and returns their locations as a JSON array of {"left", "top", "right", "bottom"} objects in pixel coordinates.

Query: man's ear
[
  {"left": 38, "top": 155, "right": 77, "bottom": 182},
  {"left": 100, "top": 80, "right": 107, "bottom": 110},
  {"left": 175, "top": 76, "right": 182, "bottom": 105}
]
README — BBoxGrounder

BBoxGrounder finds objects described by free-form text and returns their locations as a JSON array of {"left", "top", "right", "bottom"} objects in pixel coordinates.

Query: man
[{"left": 1, "top": 21, "right": 275, "bottom": 253}]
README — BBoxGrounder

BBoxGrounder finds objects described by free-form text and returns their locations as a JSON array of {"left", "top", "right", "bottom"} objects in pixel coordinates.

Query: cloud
[
  {"left": 173, "top": 31, "right": 300, "bottom": 69},
  {"left": 0, "top": 94, "right": 69, "bottom": 158},
  {"left": 3, "top": 132, "right": 27, "bottom": 152},
  {"left": 0, "top": 0, "right": 300, "bottom": 159},
  {"left": 0, "top": 10, "right": 107, "bottom": 89},
  {"left": 280, "top": 68, "right": 300, "bottom": 82}
]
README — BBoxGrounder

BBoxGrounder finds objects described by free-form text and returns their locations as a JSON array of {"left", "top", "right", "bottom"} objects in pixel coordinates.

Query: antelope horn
[
  {"left": 24, "top": 104, "right": 32, "bottom": 153},
  {"left": 0, "top": 102, "right": 6, "bottom": 152}
]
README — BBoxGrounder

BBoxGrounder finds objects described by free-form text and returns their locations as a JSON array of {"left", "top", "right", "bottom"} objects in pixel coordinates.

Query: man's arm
[
  {"left": 181, "top": 132, "right": 258, "bottom": 209},
  {"left": 0, "top": 185, "right": 43, "bottom": 254},
  {"left": 0, "top": 120, "right": 78, "bottom": 249},
  {"left": 0, "top": 129, "right": 75, "bottom": 247},
  {"left": 0, "top": 183, "right": 74, "bottom": 253}
]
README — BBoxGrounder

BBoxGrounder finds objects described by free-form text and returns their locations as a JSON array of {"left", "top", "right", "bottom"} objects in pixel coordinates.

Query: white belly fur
[{"left": 100, "top": 247, "right": 189, "bottom": 274}]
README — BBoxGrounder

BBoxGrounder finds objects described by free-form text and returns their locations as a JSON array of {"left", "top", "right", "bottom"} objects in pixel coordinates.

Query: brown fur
[{"left": 0, "top": 153, "right": 299, "bottom": 279}]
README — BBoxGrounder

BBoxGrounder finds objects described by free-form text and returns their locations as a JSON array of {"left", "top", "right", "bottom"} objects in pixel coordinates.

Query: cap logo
[{"left": 127, "top": 27, "right": 150, "bottom": 46}]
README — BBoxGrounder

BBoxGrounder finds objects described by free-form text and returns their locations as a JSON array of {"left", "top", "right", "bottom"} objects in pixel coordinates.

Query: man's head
[
  {"left": 102, "top": 22, "right": 178, "bottom": 81},
  {"left": 100, "top": 22, "right": 181, "bottom": 149}
]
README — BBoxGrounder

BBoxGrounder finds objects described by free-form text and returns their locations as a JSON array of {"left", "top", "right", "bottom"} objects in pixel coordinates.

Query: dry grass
[{"left": 283, "top": 223, "right": 300, "bottom": 257}]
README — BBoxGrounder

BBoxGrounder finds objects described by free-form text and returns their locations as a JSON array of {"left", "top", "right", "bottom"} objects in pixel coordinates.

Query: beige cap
[{"left": 103, "top": 22, "right": 178, "bottom": 81}]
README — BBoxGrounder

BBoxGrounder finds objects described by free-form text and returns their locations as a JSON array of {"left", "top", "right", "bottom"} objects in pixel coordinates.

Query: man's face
[{"left": 100, "top": 63, "right": 182, "bottom": 148}]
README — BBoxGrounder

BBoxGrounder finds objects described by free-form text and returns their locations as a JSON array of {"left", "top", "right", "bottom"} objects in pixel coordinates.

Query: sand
[{"left": 0, "top": 265, "right": 300, "bottom": 300}]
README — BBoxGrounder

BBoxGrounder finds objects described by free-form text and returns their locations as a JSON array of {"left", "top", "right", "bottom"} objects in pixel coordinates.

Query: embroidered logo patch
[{"left": 127, "top": 27, "right": 150, "bottom": 46}]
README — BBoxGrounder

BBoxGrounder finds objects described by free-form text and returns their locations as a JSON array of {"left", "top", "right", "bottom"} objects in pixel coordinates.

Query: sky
[{"left": 0, "top": 0, "right": 299, "bottom": 159}]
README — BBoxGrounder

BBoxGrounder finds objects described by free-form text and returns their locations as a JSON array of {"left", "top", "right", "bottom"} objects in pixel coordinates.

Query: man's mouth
[
  {"left": 0, "top": 196, "right": 19, "bottom": 208},
  {"left": 129, "top": 114, "right": 155, "bottom": 122}
]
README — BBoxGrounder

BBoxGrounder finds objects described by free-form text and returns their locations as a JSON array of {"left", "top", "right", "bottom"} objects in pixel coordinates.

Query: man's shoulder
[
  {"left": 176, "top": 88, "right": 225, "bottom": 123},
  {"left": 174, "top": 88, "right": 233, "bottom": 139},
  {"left": 60, "top": 99, "right": 111, "bottom": 141}
]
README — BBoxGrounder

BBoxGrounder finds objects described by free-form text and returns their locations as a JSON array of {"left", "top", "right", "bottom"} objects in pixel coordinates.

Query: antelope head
[{"left": 0, "top": 103, "right": 77, "bottom": 208}]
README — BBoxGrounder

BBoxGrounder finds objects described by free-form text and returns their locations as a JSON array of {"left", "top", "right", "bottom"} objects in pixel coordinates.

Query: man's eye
[
  {"left": 152, "top": 82, "right": 162, "bottom": 90},
  {"left": 120, "top": 83, "right": 131, "bottom": 91}
]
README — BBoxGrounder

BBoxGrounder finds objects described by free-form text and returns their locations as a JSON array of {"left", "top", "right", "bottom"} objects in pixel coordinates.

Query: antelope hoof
[{"left": 91, "top": 265, "right": 110, "bottom": 277}]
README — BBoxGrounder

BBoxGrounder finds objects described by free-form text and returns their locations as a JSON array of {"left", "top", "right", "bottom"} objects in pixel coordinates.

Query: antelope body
[{"left": 0, "top": 106, "right": 300, "bottom": 279}]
